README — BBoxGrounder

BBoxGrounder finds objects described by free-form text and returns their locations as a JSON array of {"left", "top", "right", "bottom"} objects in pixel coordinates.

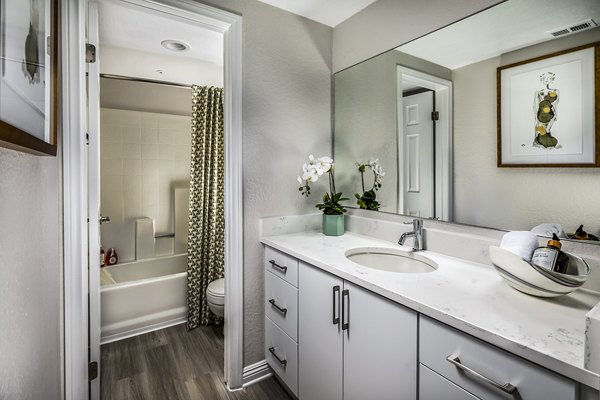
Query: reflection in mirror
[{"left": 333, "top": 0, "right": 600, "bottom": 244}]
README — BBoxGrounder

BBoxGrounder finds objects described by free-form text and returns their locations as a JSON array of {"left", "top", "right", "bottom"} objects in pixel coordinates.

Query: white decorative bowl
[{"left": 489, "top": 246, "right": 590, "bottom": 298}]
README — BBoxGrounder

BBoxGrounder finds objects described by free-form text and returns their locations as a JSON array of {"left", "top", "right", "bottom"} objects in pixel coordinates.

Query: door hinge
[
  {"left": 86, "top": 133, "right": 89, "bottom": 145},
  {"left": 88, "top": 361, "right": 98, "bottom": 381},
  {"left": 431, "top": 111, "right": 439, "bottom": 121},
  {"left": 86, "top": 43, "right": 96, "bottom": 63}
]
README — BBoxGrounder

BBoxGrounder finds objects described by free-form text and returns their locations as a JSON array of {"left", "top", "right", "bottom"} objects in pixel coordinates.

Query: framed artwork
[
  {"left": 497, "top": 42, "right": 599, "bottom": 167},
  {"left": 0, "top": 0, "right": 59, "bottom": 156}
]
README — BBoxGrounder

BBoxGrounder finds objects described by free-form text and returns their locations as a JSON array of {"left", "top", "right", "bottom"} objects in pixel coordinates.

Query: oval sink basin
[{"left": 345, "top": 247, "right": 437, "bottom": 273}]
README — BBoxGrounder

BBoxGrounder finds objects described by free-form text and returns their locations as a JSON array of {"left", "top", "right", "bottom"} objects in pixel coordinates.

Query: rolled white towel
[
  {"left": 500, "top": 231, "right": 539, "bottom": 261},
  {"left": 530, "top": 223, "right": 567, "bottom": 239}
]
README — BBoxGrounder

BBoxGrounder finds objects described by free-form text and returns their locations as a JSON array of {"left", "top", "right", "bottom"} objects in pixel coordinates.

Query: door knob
[{"left": 99, "top": 216, "right": 110, "bottom": 224}]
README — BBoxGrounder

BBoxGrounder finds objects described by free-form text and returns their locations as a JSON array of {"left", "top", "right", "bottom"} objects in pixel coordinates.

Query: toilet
[{"left": 206, "top": 278, "right": 225, "bottom": 318}]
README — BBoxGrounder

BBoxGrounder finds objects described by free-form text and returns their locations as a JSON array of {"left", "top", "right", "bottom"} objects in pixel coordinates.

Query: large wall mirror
[{"left": 334, "top": 0, "right": 600, "bottom": 244}]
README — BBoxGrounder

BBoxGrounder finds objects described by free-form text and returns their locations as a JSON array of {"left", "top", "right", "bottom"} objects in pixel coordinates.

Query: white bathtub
[{"left": 100, "top": 253, "right": 188, "bottom": 344}]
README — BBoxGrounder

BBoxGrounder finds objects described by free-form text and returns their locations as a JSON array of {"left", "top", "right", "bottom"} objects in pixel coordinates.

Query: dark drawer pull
[
  {"left": 269, "top": 260, "right": 288, "bottom": 273},
  {"left": 341, "top": 289, "right": 349, "bottom": 331},
  {"left": 268, "top": 346, "right": 287, "bottom": 367},
  {"left": 446, "top": 353, "right": 517, "bottom": 395},
  {"left": 268, "top": 299, "right": 288, "bottom": 316},
  {"left": 332, "top": 285, "right": 340, "bottom": 325}
]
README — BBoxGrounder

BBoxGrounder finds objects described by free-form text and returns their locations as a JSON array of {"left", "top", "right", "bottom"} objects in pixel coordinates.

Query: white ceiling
[
  {"left": 98, "top": 0, "right": 223, "bottom": 66},
  {"left": 398, "top": 0, "right": 600, "bottom": 70},
  {"left": 255, "top": 0, "right": 378, "bottom": 27}
]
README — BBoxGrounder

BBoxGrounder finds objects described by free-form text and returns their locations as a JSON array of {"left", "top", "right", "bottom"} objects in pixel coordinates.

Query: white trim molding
[
  {"left": 222, "top": 11, "right": 244, "bottom": 391},
  {"left": 63, "top": 1, "right": 89, "bottom": 399},
  {"left": 242, "top": 360, "right": 273, "bottom": 387}
]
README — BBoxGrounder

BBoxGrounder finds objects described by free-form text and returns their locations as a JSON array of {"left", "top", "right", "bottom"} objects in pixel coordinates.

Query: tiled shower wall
[{"left": 100, "top": 108, "right": 192, "bottom": 262}]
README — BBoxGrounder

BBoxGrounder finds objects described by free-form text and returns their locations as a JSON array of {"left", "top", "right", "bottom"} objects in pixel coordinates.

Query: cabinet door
[
  {"left": 343, "top": 281, "right": 417, "bottom": 400},
  {"left": 299, "top": 262, "right": 344, "bottom": 400}
]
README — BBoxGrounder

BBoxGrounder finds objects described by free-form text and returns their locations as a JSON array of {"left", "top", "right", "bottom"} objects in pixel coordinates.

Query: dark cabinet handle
[
  {"left": 332, "top": 285, "right": 340, "bottom": 325},
  {"left": 342, "top": 289, "right": 350, "bottom": 331},
  {"left": 268, "top": 346, "right": 287, "bottom": 367},
  {"left": 269, "top": 260, "right": 288, "bottom": 273},
  {"left": 268, "top": 299, "right": 287, "bottom": 316}
]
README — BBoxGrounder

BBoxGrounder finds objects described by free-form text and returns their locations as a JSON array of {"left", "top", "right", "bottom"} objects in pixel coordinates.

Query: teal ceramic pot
[{"left": 322, "top": 214, "right": 345, "bottom": 236}]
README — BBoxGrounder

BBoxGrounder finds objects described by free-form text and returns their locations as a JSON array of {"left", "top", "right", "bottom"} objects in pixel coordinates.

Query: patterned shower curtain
[{"left": 186, "top": 85, "right": 225, "bottom": 329}]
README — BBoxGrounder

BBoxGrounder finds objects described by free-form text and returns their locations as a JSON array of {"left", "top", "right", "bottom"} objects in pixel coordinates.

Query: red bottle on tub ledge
[{"left": 106, "top": 248, "right": 118, "bottom": 266}]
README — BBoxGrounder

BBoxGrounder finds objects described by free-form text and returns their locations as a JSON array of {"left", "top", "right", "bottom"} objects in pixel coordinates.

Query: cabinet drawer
[
  {"left": 265, "top": 270, "right": 298, "bottom": 341},
  {"left": 266, "top": 317, "right": 298, "bottom": 396},
  {"left": 420, "top": 364, "right": 479, "bottom": 400},
  {"left": 420, "top": 316, "right": 577, "bottom": 400},
  {"left": 265, "top": 247, "right": 299, "bottom": 287}
]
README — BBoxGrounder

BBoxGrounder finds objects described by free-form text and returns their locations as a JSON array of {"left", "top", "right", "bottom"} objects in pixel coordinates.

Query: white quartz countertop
[{"left": 261, "top": 231, "right": 600, "bottom": 389}]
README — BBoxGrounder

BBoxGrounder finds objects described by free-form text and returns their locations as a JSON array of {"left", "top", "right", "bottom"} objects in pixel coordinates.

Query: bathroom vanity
[{"left": 261, "top": 217, "right": 600, "bottom": 400}]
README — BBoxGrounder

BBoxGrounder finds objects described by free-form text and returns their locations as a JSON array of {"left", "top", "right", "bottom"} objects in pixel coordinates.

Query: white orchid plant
[
  {"left": 298, "top": 155, "right": 347, "bottom": 215},
  {"left": 355, "top": 158, "right": 385, "bottom": 211}
]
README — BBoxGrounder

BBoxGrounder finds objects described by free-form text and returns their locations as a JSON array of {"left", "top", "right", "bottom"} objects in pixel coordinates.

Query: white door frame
[
  {"left": 62, "top": 1, "right": 243, "bottom": 398},
  {"left": 396, "top": 66, "right": 453, "bottom": 221}
]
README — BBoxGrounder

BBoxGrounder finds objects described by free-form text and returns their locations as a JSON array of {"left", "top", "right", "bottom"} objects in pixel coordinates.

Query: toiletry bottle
[
  {"left": 575, "top": 225, "right": 589, "bottom": 240},
  {"left": 574, "top": 225, "right": 599, "bottom": 241},
  {"left": 100, "top": 247, "right": 106, "bottom": 267},
  {"left": 107, "top": 248, "right": 118, "bottom": 266},
  {"left": 531, "top": 234, "right": 569, "bottom": 274}
]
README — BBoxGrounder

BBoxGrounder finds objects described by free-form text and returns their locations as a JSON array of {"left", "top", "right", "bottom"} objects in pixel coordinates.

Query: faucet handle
[{"left": 404, "top": 218, "right": 422, "bottom": 230}]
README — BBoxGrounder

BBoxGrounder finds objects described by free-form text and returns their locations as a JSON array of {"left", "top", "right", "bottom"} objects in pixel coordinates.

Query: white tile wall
[{"left": 100, "top": 108, "right": 192, "bottom": 262}]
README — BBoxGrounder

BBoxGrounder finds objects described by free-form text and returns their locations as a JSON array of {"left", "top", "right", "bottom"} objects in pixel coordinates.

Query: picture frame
[
  {"left": 0, "top": 0, "right": 59, "bottom": 156},
  {"left": 497, "top": 42, "right": 599, "bottom": 168}
]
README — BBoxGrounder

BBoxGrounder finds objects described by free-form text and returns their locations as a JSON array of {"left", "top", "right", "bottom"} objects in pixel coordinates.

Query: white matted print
[
  {"left": 498, "top": 46, "right": 597, "bottom": 166},
  {"left": 0, "top": 0, "right": 50, "bottom": 142}
]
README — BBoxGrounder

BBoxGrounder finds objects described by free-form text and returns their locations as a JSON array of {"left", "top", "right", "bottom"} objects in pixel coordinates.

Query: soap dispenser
[{"left": 531, "top": 234, "right": 569, "bottom": 274}]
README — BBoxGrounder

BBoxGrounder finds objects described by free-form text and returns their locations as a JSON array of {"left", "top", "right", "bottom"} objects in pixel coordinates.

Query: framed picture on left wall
[{"left": 0, "top": 0, "right": 59, "bottom": 156}]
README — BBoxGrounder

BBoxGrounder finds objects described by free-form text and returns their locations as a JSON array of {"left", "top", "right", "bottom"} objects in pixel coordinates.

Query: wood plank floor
[{"left": 101, "top": 324, "right": 292, "bottom": 400}]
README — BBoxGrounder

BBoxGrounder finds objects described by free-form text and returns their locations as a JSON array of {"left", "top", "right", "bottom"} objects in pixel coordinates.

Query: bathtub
[{"left": 100, "top": 253, "right": 188, "bottom": 344}]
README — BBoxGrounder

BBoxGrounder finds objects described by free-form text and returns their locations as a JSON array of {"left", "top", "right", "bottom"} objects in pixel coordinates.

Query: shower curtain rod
[{"left": 100, "top": 73, "right": 193, "bottom": 89}]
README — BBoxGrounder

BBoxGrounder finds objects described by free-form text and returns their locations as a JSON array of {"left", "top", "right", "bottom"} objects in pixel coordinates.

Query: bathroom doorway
[
  {"left": 82, "top": 0, "right": 243, "bottom": 399},
  {"left": 397, "top": 66, "right": 453, "bottom": 221}
]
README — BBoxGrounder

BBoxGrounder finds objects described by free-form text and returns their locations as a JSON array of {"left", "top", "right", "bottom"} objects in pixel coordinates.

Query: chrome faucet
[{"left": 398, "top": 219, "right": 423, "bottom": 251}]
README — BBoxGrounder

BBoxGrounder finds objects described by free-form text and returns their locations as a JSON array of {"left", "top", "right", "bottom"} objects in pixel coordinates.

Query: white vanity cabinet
[
  {"left": 298, "top": 261, "right": 417, "bottom": 400},
  {"left": 264, "top": 247, "right": 300, "bottom": 396},
  {"left": 263, "top": 244, "right": 584, "bottom": 400}
]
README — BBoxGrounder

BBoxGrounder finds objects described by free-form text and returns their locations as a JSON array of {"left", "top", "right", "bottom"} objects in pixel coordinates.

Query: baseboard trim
[{"left": 242, "top": 360, "right": 273, "bottom": 387}]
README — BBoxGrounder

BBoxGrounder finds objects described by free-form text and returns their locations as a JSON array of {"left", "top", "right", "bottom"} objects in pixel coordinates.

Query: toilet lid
[{"left": 207, "top": 278, "right": 225, "bottom": 305}]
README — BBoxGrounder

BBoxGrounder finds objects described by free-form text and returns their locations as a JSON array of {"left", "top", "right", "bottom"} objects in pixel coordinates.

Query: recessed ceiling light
[{"left": 161, "top": 40, "right": 191, "bottom": 52}]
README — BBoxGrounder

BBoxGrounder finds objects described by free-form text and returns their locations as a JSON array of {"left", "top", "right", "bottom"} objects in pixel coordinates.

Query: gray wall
[
  {"left": 333, "top": 0, "right": 503, "bottom": 72},
  {"left": 453, "top": 30, "right": 600, "bottom": 234},
  {"left": 0, "top": 148, "right": 62, "bottom": 399},
  {"left": 198, "top": 0, "right": 333, "bottom": 366},
  {"left": 334, "top": 50, "right": 451, "bottom": 214}
]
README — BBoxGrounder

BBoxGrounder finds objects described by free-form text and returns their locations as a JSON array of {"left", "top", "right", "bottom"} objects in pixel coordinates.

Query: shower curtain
[{"left": 186, "top": 85, "right": 225, "bottom": 329}]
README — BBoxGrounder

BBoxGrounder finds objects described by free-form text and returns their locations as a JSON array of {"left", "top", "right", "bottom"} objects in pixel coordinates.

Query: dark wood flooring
[{"left": 101, "top": 324, "right": 292, "bottom": 400}]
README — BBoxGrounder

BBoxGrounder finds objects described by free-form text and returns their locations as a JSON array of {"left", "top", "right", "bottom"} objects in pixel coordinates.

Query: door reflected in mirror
[{"left": 333, "top": 0, "right": 600, "bottom": 244}]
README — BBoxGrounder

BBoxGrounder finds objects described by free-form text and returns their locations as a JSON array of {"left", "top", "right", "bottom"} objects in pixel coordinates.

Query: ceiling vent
[{"left": 547, "top": 19, "right": 597, "bottom": 37}]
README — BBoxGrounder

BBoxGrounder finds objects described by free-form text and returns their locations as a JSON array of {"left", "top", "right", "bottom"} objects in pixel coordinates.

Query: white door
[
  {"left": 298, "top": 262, "right": 344, "bottom": 400},
  {"left": 403, "top": 91, "right": 435, "bottom": 218},
  {"left": 87, "top": 2, "right": 101, "bottom": 399},
  {"left": 343, "top": 281, "right": 418, "bottom": 400}
]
